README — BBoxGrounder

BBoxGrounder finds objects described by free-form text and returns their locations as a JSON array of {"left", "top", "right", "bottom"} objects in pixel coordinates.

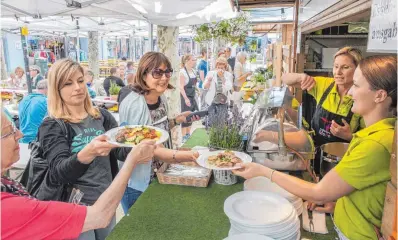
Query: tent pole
[
  {"left": 20, "top": 27, "right": 32, "bottom": 93},
  {"left": 76, "top": 18, "right": 80, "bottom": 63}
]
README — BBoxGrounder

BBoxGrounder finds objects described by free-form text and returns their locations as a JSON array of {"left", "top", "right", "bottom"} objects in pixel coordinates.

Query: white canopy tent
[{"left": 1, "top": 0, "right": 237, "bottom": 36}]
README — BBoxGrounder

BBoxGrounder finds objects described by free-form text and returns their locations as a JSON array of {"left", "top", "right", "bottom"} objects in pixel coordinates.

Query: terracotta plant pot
[{"left": 111, "top": 95, "right": 118, "bottom": 101}]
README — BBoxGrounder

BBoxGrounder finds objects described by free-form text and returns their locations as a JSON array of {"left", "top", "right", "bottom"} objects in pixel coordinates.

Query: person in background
[
  {"left": 217, "top": 51, "right": 233, "bottom": 73},
  {"left": 118, "top": 62, "right": 127, "bottom": 81},
  {"left": 125, "top": 61, "right": 135, "bottom": 84},
  {"left": 234, "top": 55, "right": 397, "bottom": 240},
  {"left": 179, "top": 54, "right": 199, "bottom": 142},
  {"left": 203, "top": 57, "right": 233, "bottom": 107},
  {"left": 117, "top": 73, "right": 134, "bottom": 103},
  {"left": 103, "top": 67, "right": 125, "bottom": 96},
  {"left": 197, "top": 48, "right": 209, "bottom": 109},
  {"left": 225, "top": 47, "right": 236, "bottom": 72},
  {"left": 85, "top": 70, "right": 106, "bottom": 97},
  {"left": 118, "top": 52, "right": 200, "bottom": 214},
  {"left": 29, "top": 65, "right": 43, "bottom": 89},
  {"left": 12, "top": 67, "right": 27, "bottom": 88},
  {"left": 197, "top": 48, "right": 208, "bottom": 89},
  {"left": 1, "top": 110, "right": 156, "bottom": 240},
  {"left": 84, "top": 70, "right": 97, "bottom": 99},
  {"left": 234, "top": 52, "right": 252, "bottom": 91},
  {"left": 18, "top": 80, "right": 48, "bottom": 144},
  {"left": 282, "top": 46, "right": 364, "bottom": 173}
]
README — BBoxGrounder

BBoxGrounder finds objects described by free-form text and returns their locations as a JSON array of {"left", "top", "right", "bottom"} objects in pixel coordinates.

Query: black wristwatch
[{"left": 172, "top": 118, "right": 180, "bottom": 126}]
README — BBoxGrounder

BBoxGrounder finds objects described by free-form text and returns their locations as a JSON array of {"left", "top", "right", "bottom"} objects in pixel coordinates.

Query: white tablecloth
[{"left": 4, "top": 104, "right": 19, "bottom": 116}]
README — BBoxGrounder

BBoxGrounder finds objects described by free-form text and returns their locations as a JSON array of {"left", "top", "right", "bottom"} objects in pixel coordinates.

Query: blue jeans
[{"left": 121, "top": 187, "right": 142, "bottom": 214}]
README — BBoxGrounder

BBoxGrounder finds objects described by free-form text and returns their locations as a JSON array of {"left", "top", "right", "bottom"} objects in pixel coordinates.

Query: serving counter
[{"left": 108, "top": 129, "right": 338, "bottom": 240}]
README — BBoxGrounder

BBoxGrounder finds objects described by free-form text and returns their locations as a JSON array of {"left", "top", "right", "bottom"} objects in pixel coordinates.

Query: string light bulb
[{"left": 281, "top": 8, "right": 286, "bottom": 20}]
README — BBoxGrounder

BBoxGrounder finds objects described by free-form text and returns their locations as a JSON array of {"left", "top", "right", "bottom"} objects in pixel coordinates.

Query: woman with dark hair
[
  {"left": 118, "top": 52, "right": 200, "bottom": 214},
  {"left": 234, "top": 55, "right": 397, "bottom": 240}
]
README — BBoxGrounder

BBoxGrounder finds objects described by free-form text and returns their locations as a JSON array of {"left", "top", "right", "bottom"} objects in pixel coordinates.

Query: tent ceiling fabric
[{"left": 1, "top": 0, "right": 236, "bottom": 29}]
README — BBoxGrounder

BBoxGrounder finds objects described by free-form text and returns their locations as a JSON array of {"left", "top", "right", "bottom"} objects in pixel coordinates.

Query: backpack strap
[{"left": 53, "top": 118, "right": 69, "bottom": 139}]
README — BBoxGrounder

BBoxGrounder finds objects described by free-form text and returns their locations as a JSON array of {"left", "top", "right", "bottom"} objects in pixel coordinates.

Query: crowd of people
[{"left": 1, "top": 46, "right": 397, "bottom": 240}]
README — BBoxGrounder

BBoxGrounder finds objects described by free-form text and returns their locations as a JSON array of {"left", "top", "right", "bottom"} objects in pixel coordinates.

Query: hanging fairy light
[{"left": 281, "top": 8, "right": 286, "bottom": 20}]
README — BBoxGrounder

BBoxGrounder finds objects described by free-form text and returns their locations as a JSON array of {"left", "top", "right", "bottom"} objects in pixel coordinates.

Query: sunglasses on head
[{"left": 149, "top": 68, "right": 174, "bottom": 79}]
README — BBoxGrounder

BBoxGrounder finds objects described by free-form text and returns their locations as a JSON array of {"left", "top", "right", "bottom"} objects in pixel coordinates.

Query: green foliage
[
  {"left": 192, "top": 12, "right": 251, "bottom": 46},
  {"left": 209, "top": 125, "right": 242, "bottom": 150},
  {"left": 109, "top": 81, "right": 121, "bottom": 95},
  {"left": 249, "top": 54, "right": 257, "bottom": 63},
  {"left": 249, "top": 40, "right": 257, "bottom": 51},
  {"left": 252, "top": 72, "right": 265, "bottom": 84}
]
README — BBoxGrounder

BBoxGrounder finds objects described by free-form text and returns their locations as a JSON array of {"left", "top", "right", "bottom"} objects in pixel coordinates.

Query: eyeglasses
[
  {"left": 150, "top": 68, "right": 174, "bottom": 79},
  {"left": 1, "top": 124, "right": 18, "bottom": 139}
]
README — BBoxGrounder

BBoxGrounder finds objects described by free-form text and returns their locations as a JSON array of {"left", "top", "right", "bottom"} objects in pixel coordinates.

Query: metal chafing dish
[{"left": 241, "top": 87, "right": 315, "bottom": 171}]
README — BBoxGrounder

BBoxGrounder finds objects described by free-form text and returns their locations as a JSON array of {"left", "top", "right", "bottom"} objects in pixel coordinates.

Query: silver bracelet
[
  {"left": 270, "top": 170, "right": 276, "bottom": 183},
  {"left": 173, "top": 150, "right": 178, "bottom": 162}
]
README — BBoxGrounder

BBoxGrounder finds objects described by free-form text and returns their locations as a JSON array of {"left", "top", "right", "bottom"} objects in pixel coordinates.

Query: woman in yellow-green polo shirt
[
  {"left": 234, "top": 55, "right": 397, "bottom": 240},
  {"left": 282, "top": 47, "right": 364, "bottom": 172}
]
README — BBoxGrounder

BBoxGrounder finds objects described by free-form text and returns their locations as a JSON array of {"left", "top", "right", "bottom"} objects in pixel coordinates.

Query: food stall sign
[
  {"left": 367, "top": 0, "right": 397, "bottom": 53},
  {"left": 21, "top": 26, "right": 29, "bottom": 36}
]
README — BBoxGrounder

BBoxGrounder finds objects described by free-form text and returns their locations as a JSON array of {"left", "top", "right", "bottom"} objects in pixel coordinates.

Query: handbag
[{"left": 21, "top": 118, "right": 72, "bottom": 201}]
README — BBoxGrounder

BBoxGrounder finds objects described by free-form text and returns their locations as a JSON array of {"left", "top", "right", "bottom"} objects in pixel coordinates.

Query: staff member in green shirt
[
  {"left": 234, "top": 55, "right": 397, "bottom": 240},
  {"left": 282, "top": 47, "right": 365, "bottom": 173}
]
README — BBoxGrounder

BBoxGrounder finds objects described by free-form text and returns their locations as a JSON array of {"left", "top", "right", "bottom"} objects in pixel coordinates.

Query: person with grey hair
[
  {"left": 18, "top": 79, "right": 48, "bottom": 143},
  {"left": 234, "top": 51, "right": 252, "bottom": 91},
  {"left": 30, "top": 65, "right": 44, "bottom": 89}
]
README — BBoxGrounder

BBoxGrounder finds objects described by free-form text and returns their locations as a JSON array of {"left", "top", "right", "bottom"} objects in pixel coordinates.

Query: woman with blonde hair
[
  {"left": 281, "top": 46, "right": 364, "bottom": 173},
  {"left": 235, "top": 55, "right": 397, "bottom": 240},
  {"left": 203, "top": 57, "right": 233, "bottom": 107},
  {"left": 234, "top": 51, "right": 252, "bottom": 91},
  {"left": 37, "top": 58, "right": 133, "bottom": 240},
  {"left": 179, "top": 54, "right": 199, "bottom": 141},
  {"left": 12, "top": 66, "right": 27, "bottom": 88}
]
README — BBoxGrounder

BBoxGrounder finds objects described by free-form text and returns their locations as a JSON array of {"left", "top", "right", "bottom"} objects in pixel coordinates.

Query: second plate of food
[
  {"left": 105, "top": 125, "right": 169, "bottom": 147},
  {"left": 197, "top": 150, "right": 252, "bottom": 170}
]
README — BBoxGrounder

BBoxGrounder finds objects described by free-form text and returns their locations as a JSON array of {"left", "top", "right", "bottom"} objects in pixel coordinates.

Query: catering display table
[
  {"left": 108, "top": 129, "right": 338, "bottom": 240},
  {"left": 3, "top": 104, "right": 19, "bottom": 116}
]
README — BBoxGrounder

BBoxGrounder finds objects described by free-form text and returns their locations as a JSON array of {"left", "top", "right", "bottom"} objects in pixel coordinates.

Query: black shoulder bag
[{"left": 21, "top": 118, "right": 72, "bottom": 201}]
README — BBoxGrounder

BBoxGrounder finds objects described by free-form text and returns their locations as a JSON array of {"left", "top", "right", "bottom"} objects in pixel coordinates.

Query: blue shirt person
[{"left": 18, "top": 80, "right": 48, "bottom": 143}]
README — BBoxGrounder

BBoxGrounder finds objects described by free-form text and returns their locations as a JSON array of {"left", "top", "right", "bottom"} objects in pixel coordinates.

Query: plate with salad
[{"left": 105, "top": 125, "right": 169, "bottom": 147}]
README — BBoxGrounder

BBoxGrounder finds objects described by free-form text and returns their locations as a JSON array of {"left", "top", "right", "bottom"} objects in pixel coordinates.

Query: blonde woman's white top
[{"left": 203, "top": 70, "right": 233, "bottom": 106}]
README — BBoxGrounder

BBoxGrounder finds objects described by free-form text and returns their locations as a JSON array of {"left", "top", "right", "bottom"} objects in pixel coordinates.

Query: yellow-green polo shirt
[
  {"left": 308, "top": 77, "right": 365, "bottom": 132},
  {"left": 334, "top": 118, "right": 396, "bottom": 240}
]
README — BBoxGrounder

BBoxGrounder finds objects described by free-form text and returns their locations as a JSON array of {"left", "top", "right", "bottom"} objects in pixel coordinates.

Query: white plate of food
[
  {"left": 196, "top": 150, "right": 252, "bottom": 170},
  {"left": 105, "top": 125, "right": 169, "bottom": 147}
]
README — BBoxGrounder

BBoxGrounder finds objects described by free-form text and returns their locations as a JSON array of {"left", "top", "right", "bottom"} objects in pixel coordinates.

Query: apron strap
[
  {"left": 318, "top": 82, "right": 335, "bottom": 106},
  {"left": 318, "top": 82, "right": 355, "bottom": 125}
]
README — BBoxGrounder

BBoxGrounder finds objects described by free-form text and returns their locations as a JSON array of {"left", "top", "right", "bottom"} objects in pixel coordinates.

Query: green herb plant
[{"left": 109, "top": 81, "right": 121, "bottom": 96}]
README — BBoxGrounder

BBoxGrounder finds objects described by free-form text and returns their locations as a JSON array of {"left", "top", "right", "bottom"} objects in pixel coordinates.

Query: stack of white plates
[
  {"left": 224, "top": 233, "right": 274, "bottom": 240},
  {"left": 244, "top": 177, "right": 304, "bottom": 216},
  {"left": 224, "top": 191, "right": 300, "bottom": 240}
]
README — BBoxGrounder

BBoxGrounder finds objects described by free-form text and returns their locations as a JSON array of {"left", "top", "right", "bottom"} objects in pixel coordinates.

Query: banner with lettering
[{"left": 367, "top": 0, "right": 397, "bottom": 53}]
